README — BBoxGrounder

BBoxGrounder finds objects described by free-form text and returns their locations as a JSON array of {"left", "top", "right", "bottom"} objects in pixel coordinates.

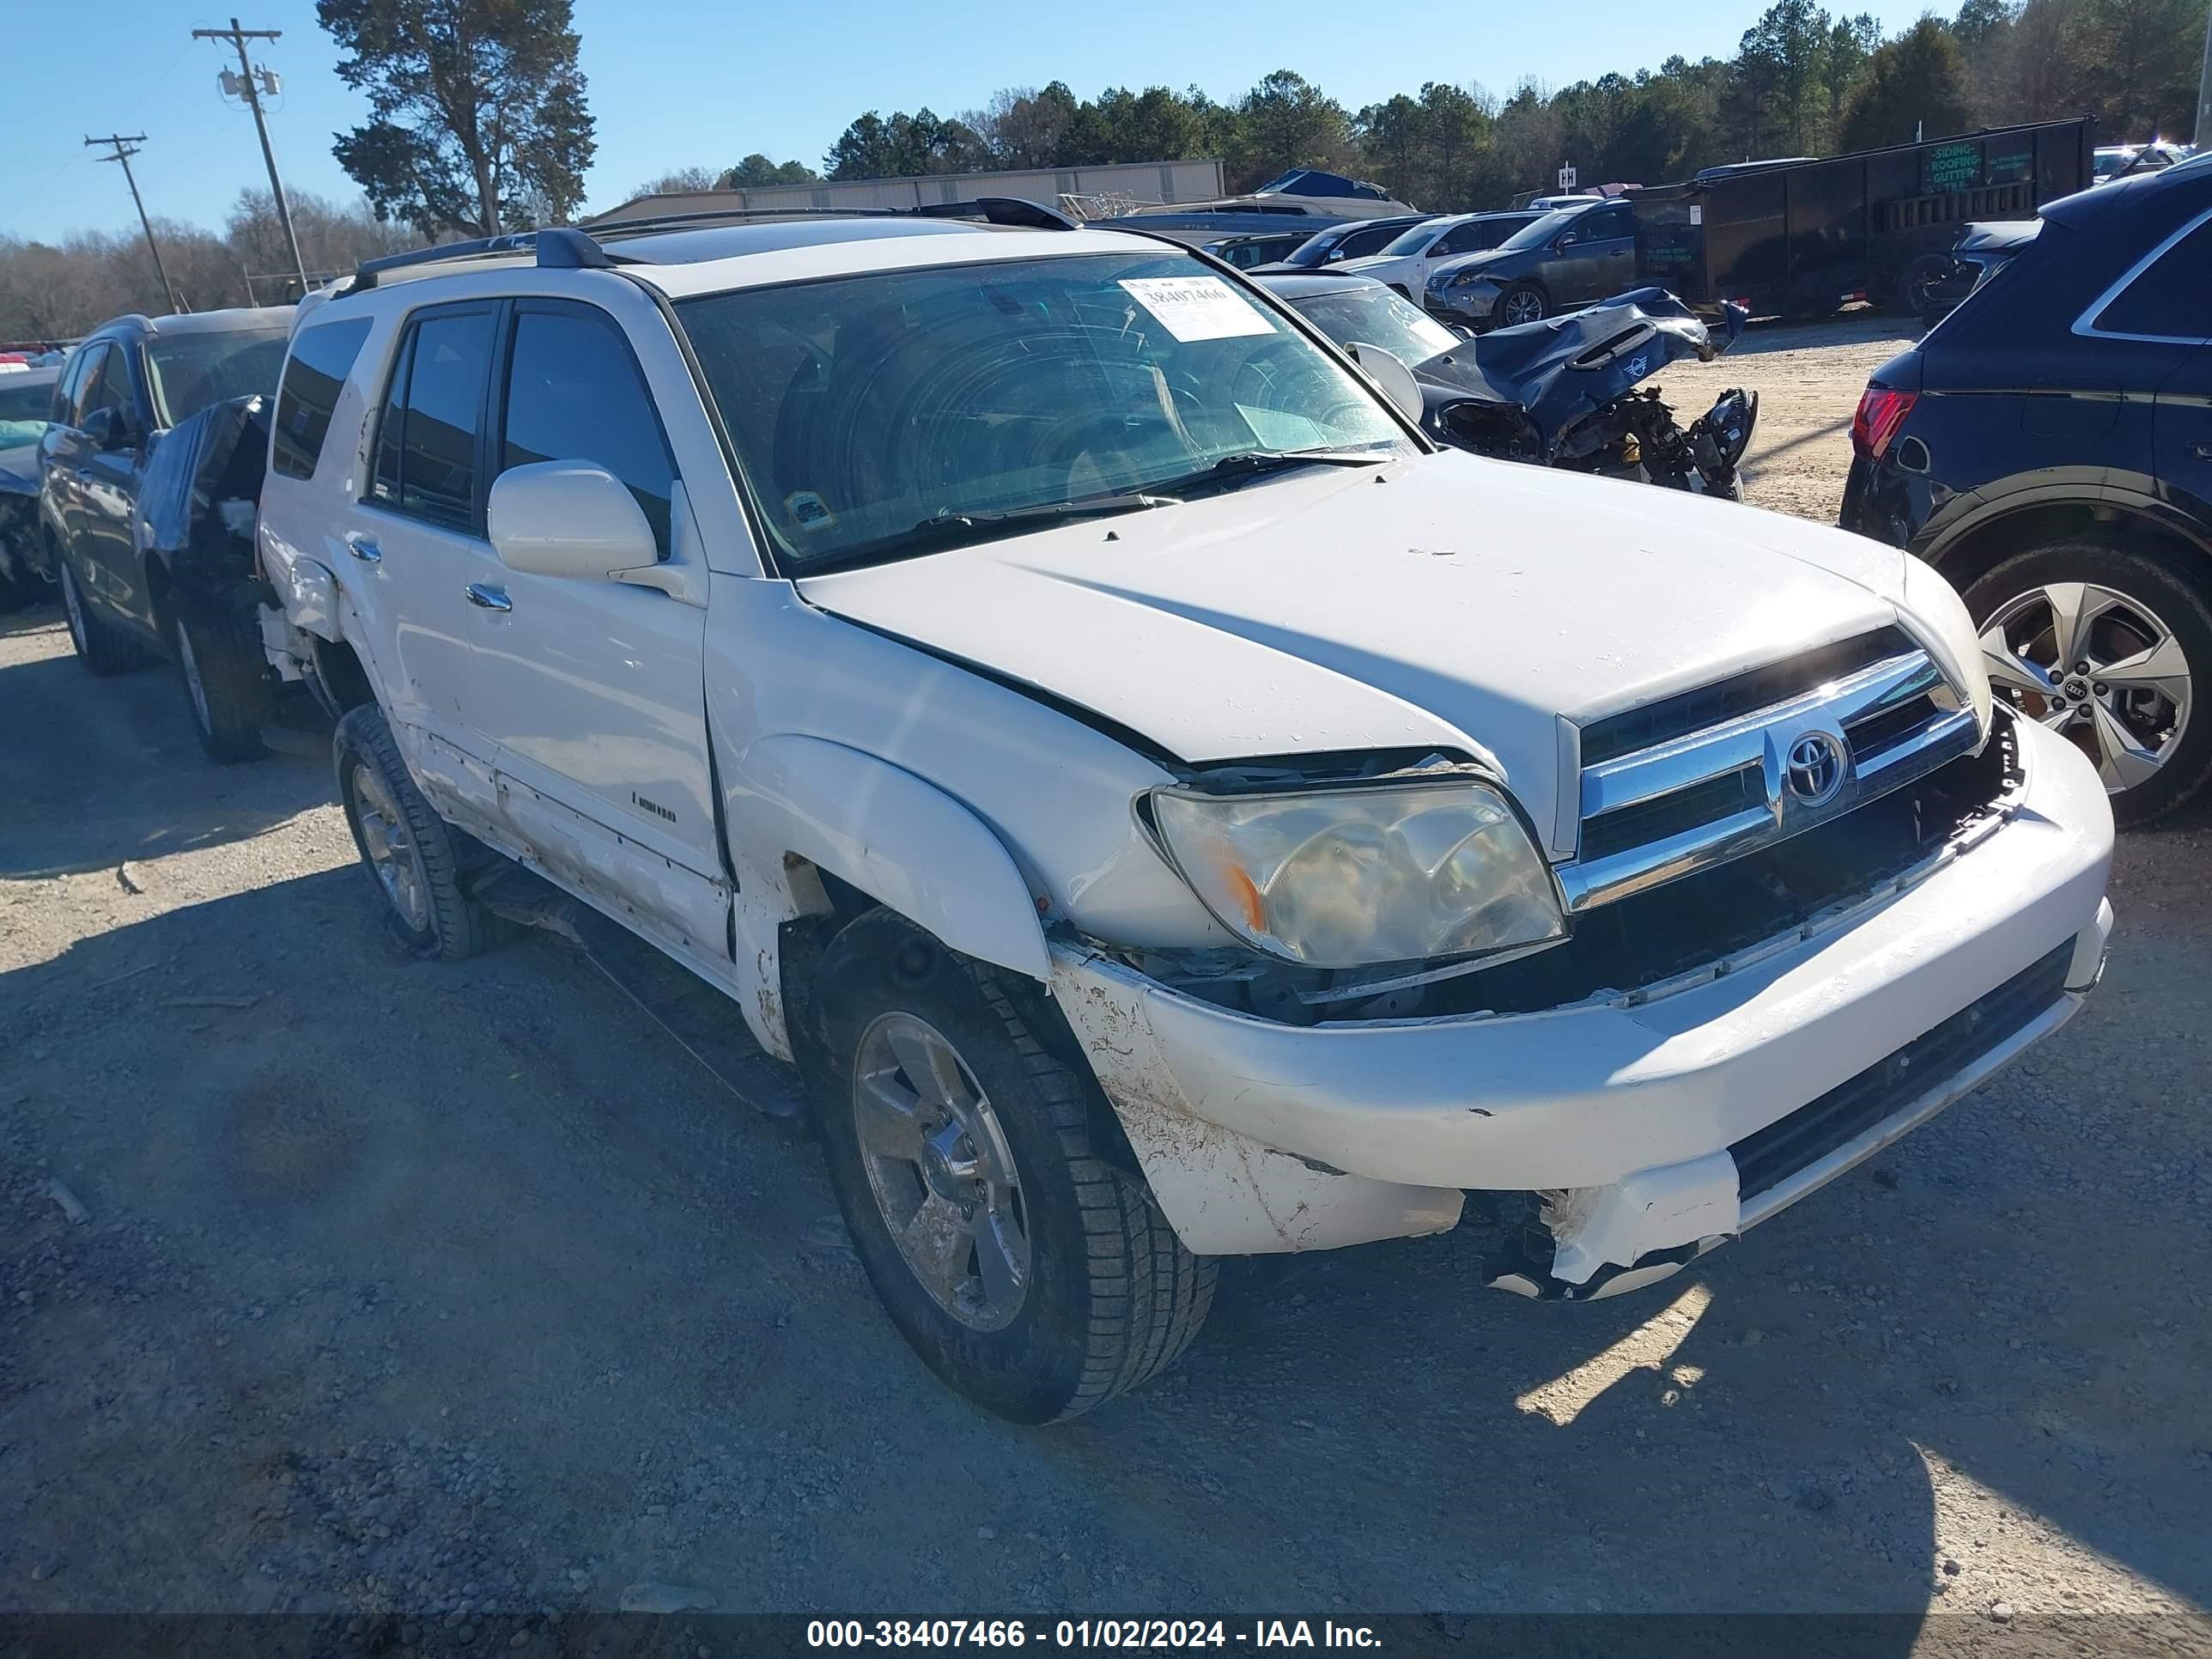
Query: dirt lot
[{"left": 3, "top": 318, "right": 2210, "bottom": 1646}]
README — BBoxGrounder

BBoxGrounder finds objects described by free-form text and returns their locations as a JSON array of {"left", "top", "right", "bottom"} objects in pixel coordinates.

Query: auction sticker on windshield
[{"left": 1119, "top": 276, "right": 1274, "bottom": 343}]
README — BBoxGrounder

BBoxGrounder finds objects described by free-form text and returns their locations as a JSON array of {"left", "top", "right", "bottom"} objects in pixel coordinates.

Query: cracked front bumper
[{"left": 1050, "top": 718, "right": 2114, "bottom": 1283}]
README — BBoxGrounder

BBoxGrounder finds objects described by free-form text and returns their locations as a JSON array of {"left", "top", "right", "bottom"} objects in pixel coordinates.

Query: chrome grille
[{"left": 1559, "top": 639, "right": 1981, "bottom": 913}]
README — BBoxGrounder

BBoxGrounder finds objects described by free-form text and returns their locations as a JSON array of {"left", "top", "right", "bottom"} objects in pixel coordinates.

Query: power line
[
  {"left": 84, "top": 134, "right": 181, "bottom": 313},
  {"left": 193, "top": 16, "right": 308, "bottom": 296}
]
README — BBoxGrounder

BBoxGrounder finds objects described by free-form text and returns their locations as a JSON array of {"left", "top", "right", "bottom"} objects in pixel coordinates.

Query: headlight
[
  {"left": 1898, "top": 556, "right": 1993, "bottom": 737},
  {"left": 1449, "top": 270, "right": 1498, "bottom": 289},
  {"left": 1148, "top": 779, "right": 1565, "bottom": 969}
]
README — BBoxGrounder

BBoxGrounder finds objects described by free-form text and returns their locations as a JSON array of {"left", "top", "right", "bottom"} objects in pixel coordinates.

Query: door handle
[
  {"left": 465, "top": 582, "right": 512, "bottom": 611},
  {"left": 2190, "top": 441, "right": 2212, "bottom": 460},
  {"left": 345, "top": 533, "right": 381, "bottom": 563}
]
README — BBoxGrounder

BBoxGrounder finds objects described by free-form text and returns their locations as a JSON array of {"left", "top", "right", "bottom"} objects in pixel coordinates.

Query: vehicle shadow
[
  {"left": 1, "top": 867, "right": 2200, "bottom": 1624},
  {"left": 0, "top": 618, "right": 331, "bottom": 878},
  {"left": 1727, "top": 313, "right": 1917, "bottom": 358}
]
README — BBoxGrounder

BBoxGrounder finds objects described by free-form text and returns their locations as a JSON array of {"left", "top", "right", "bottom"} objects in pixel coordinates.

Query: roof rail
[
  {"left": 909, "top": 197, "right": 1079, "bottom": 230},
  {"left": 590, "top": 196, "right": 1078, "bottom": 239},
  {"left": 346, "top": 197, "right": 1079, "bottom": 292},
  {"left": 349, "top": 228, "right": 620, "bottom": 292}
]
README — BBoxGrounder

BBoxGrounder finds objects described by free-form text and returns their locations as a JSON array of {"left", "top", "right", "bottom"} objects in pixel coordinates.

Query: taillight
[{"left": 1850, "top": 386, "right": 1918, "bottom": 459}]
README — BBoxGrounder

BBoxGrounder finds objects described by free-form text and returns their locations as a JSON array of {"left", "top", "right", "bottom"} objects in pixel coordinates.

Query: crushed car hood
[{"left": 796, "top": 452, "right": 1911, "bottom": 836}]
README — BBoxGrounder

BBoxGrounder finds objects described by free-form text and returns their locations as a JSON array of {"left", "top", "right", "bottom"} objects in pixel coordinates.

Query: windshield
[
  {"left": 146, "top": 331, "right": 289, "bottom": 428},
  {"left": 1497, "top": 210, "right": 1582, "bottom": 252},
  {"left": 678, "top": 250, "right": 1413, "bottom": 571},
  {"left": 1377, "top": 220, "right": 1445, "bottom": 258},
  {"left": 0, "top": 378, "right": 52, "bottom": 447},
  {"left": 1287, "top": 286, "right": 1460, "bottom": 369},
  {"left": 2094, "top": 149, "right": 2133, "bottom": 179}
]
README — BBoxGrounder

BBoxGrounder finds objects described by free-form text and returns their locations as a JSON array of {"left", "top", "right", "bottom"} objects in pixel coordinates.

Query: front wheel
[
  {"left": 1963, "top": 540, "right": 2212, "bottom": 825},
  {"left": 807, "top": 909, "right": 1214, "bottom": 1422},
  {"left": 1495, "top": 283, "right": 1547, "bottom": 327},
  {"left": 173, "top": 602, "right": 272, "bottom": 763}
]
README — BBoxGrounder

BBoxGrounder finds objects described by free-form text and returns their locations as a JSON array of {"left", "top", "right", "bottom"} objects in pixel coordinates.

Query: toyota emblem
[{"left": 1784, "top": 731, "right": 1849, "bottom": 807}]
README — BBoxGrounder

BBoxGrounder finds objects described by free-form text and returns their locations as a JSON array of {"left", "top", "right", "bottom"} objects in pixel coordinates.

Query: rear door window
[
  {"left": 369, "top": 306, "right": 497, "bottom": 532},
  {"left": 55, "top": 349, "right": 96, "bottom": 425},
  {"left": 2089, "top": 214, "right": 2212, "bottom": 343},
  {"left": 79, "top": 344, "right": 131, "bottom": 428},
  {"left": 271, "top": 317, "right": 374, "bottom": 481},
  {"left": 496, "top": 303, "right": 677, "bottom": 556}
]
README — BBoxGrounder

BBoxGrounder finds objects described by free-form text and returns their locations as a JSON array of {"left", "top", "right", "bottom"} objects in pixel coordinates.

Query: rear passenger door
[
  {"left": 2072, "top": 205, "right": 2212, "bottom": 489},
  {"left": 465, "top": 298, "right": 725, "bottom": 957},
  {"left": 353, "top": 301, "right": 504, "bottom": 768}
]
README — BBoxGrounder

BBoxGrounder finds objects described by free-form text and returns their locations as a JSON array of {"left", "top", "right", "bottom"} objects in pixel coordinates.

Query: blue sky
[{"left": 11, "top": 0, "right": 1965, "bottom": 243}]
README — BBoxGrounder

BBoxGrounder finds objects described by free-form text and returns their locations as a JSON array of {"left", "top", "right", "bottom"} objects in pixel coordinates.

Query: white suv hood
[{"left": 796, "top": 451, "right": 1911, "bottom": 836}]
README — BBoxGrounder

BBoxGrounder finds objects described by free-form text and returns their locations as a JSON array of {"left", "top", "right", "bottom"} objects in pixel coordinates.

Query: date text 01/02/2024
[{"left": 805, "top": 1620, "right": 1383, "bottom": 1649}]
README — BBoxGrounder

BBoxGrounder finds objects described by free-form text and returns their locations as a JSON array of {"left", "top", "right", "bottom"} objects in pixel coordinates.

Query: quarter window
[
  {"left": 2090, "top": 215, "right": 2212, "bottom": 341},
  {"left": 271, "top": 317, "right": 374, "bottom": 481},
  {"left": 498, "top": 306, "right": 678, "bottom": 556},
  {"left": 369, "top": 307, "right": 496, "bottom": 532}
]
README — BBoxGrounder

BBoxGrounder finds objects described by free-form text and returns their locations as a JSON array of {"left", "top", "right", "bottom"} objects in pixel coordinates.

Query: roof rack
[
  {"left": 350, "top": 227, "right": 617, "bottom": 291},
  {"left": 347, "top": 198, "right": 1078, "bottom": 291}
]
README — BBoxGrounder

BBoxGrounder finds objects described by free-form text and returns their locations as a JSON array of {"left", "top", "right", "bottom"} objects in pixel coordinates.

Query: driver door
[{"left": 1559, "top": 205, "right": 1638, "bottom": 306}]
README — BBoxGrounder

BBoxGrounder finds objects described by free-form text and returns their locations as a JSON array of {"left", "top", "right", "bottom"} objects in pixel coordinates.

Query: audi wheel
[{"left": 1965, "top": 540, "right": 2212, "bottom": 825}]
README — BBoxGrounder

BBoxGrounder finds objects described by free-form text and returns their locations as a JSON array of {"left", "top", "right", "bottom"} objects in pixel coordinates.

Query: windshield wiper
[
  {"left": 793, "top": 492, "right": 1176, "bottom": 576},
  {"left": 1139, "top": 447, "right": 1392, "bottom": 498}
]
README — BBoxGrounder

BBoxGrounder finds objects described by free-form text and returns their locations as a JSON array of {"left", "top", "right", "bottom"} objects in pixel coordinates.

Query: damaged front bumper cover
[{"left": 1048, "top": 717, "right": 2115, "bottom": 1297}]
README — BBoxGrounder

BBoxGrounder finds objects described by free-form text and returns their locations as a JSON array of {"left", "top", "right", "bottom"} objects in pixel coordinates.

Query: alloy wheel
[
  {"left": 1501, "top": 290, "right": 1545, "bottom": 326},
  {"left": 175, "top": 619, "right": 212, "bottom": 734},
  {"left": 350, "top": 761, "right": 432, "bottom": 933},
  {"left": 851, "top": 1012, "right": 1030, "bottom": 1332},
  {"left": 59, "top": 563, "right": 88, "bottom": 654},
  {"left": 1981, "top": 580, "right": 2193, "bottom": 795}
]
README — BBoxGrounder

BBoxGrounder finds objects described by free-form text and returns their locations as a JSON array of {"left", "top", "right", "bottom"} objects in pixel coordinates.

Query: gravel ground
[{"left": 3, "top": 320, "right": 2209, "bottom": 1646}]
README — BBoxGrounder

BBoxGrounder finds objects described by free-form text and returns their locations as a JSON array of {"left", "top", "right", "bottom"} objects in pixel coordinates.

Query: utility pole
[
  {"left": 85, "top": 134, "right": 180, "bottom": 313},
  {"left": 193, "top": 17, "right": 307, "bottom": 297}
]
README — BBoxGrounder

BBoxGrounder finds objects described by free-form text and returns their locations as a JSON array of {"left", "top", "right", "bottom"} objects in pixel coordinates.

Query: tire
[
  {"left": 57, "top": 556, "right": 150, "bottom": 677},
  {"left": 1962, "top": 538, "right": 2212, "bottom": 826},
  {"left": 1495, "top": 283, "right": 1547, "bottom": 328},
  {"left": 173, "top": 599, "right": 272, "bottom": 763},
  {"left": 1895, "top": 254, "right": 1951, "bottom": 319},
  {"left": 807, "top": 908, "right": 1214, "bottom": 1422},
  {"left": 332, "top": 704, "right": 509, "bottom": 960}
]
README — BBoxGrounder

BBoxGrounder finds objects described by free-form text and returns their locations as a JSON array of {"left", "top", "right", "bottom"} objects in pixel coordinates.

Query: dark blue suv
[
  {"left": 1841, "top": 156, "right": 2212, "bottom": 823},
  {"left": 39, "top": 307, "right": 290, "bottom": 753}
]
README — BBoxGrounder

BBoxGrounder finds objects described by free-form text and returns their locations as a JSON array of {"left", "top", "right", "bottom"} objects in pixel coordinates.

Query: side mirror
[
  {"left": 82, "top": 406, "right": 135, "bottom": 451},
  {"left": 1344, "top": 342, "right": 1425, "bottom": 426},
  {"left": 488, "top": 460, "right": 655, "bottom": 580},
  {"left": 1556, "top": 233, "right": 1579, "bottom": 249}
]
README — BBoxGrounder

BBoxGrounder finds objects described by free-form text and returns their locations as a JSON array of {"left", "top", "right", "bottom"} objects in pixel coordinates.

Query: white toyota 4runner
[{"left": 256, "top": 209, "right": 2115, "bottom": 1421}]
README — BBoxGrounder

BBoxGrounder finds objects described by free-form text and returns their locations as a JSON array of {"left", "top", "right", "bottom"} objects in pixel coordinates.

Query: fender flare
[
  {"left": 1917, "top": 470, "right": 2212, "bottom": 568},
  {"left": 727, "top": 735, "right": 1051, "bottom": 982}
]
